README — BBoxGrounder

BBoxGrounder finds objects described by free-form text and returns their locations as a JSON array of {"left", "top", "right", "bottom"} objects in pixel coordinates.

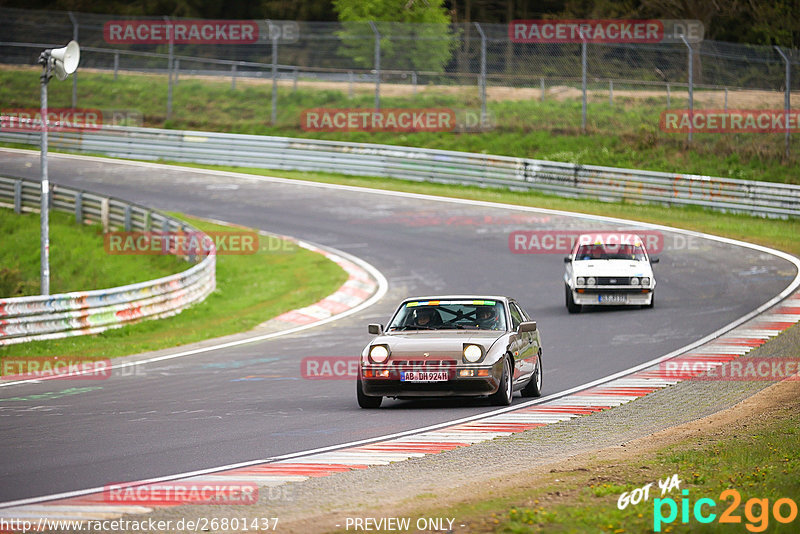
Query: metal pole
[
  {"left": 68, "top": 12, "right": 78, "bottom": 109},
  {"left": 724, "top": 87, "right": 728, "bottom": 111},
  {"left": 541, "top": 77, "right": 545, "bottom": 101},
  {"left": 38, "top": 56, "right": 51, "bottom": 295},
  {"left": 581, "top": 34, "right": 587, "bottom": 134},
  {"left": 775, "top": 46, "right": 791, "bottom": 160},
  {"left": 412, "top": 71, "right": 417, "bottom": 96},
  {"left": 681, "top": 36, "right": 693, "bottom": 143},
  {"left": 348, "top": 70, "right": 354, "bottom": 99},
  {"left": 165, "top": 16, "right": 173, "bottom": 120},
  {"left": 271, "top": 32, "right": 278, "bottom": 124},
  {"left": 475, "top": 22, "right": 487, "bottom": 121},
  {"left": 369, "top": 21, "right": 380, "bottom": 110}
]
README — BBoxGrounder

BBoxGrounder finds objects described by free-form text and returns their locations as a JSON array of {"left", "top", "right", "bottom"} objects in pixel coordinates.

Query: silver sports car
[{"left": 357, "top": 296, "right": 543, "bottom": 408}]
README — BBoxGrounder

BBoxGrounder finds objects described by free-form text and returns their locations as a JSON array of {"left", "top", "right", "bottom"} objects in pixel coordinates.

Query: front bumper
[
  {"left": 571, "top": 287, "right": 653, "bottom": 306},
  {"left": 360, "top": 364, "right": 501, "bottom": 397}
]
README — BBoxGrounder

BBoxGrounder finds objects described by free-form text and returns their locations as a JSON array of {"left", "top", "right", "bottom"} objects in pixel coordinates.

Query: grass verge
[
  {"left": 0, "top": 66, "right": 797, "bottom": 184},
  {"left": 0, "top": 213, "right": 348, "bottom": 360}
]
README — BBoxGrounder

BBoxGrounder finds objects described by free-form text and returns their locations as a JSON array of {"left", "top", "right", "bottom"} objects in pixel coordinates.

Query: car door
[{"left": 508, "top": 301, "right": 532, "bottom": 380}]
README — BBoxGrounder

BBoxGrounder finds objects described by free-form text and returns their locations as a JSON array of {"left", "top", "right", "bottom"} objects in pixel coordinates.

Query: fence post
[
  {"left": 100, "top": 198, "right": 110, "bottom": 233},
  {"left": 113, "top": 51, "right": 119, "bottom": 80},
  {"left": 68, "top": 11, "right": 78, "bottom": 109},
  {"left": 681, "top": 36, "right": 693, "bottom": 143},
  {"left": 412, "top": 71, "right": 417, "bottom": 96},
  {"left": 124, "top": 204, "right": 132, "bottom": 231},
  {"left": 609, "top": 80, "right": 613, "bottom": 106},
  {"left": 724, "top": 87, "right": 728, "bottom": 111},
  {"left": 14, "top": 180, "right": 21, "bottom": 214},
  {"left": 369, "top": 21, "right": 381, "bottom": 110},
  {"left": 541, "top": 77, "right": 545, "bottom": 101},
  {"left": 475, "top": 22, "right": 487, "bottom": 122},
  {"left": 581, "top": 33, "right": 587, "bottom": 134},
  {"left": 231, "top": 63, "right": 237, "bottom": 90},
  {"left": 165, "top": 16, "right": 174, "bottom": 121},
  {"left": 272, "top": 31, "right": 278, "bottom": 124},
  {"left": 75, "top": 191, "right": 83, "bottom": 223},
  {"left": 774, "top": 46, "right": 791, "bottom": 161}
]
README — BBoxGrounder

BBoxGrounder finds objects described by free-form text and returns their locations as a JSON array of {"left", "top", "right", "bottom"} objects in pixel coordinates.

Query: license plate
[
  {"left": 401, "top": 371, "right": 449, "bottom": 382},
  {"left": 599, "top": 294, "right": 627, "bottom": 303}
]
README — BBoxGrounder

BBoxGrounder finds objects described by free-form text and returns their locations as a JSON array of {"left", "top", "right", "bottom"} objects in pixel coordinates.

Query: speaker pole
[{"left": 38, "top": 50, "right": 52, "bottom": 295}]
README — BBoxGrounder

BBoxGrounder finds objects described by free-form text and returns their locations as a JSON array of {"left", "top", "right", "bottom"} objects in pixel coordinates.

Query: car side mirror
[
  {"left": 563, "top": 256, "right": 571, "bottom": 263},
  {"left": 519, "top": 321, "right": 537, "bottom": 333},
  {"left": 650, "top": 257, "right": 660, "bottom": 264},
  {"left": 368, "top": 324, "right": 383, "bottom": 335}
]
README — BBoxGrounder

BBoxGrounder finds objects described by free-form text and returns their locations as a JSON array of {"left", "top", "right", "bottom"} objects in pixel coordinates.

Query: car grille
[
  {"left": 391, "top": 359, "right": 458, "bottom": 367},
  {"left": 596, "top": 276, "right": 631, "bottom": 285}
]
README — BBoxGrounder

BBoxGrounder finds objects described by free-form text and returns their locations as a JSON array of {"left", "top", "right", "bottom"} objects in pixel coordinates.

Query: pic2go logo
[{"left": 654, "top": 489, "right": 798, "bottom": 532}]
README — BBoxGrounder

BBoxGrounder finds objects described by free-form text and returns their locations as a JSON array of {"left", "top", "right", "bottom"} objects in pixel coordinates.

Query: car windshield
[
  {"left": 574, "top": 243, "right": 647, "bottom": 261},
  {"left": 388, "top": 300, "right": 507, "bottom": 331}
]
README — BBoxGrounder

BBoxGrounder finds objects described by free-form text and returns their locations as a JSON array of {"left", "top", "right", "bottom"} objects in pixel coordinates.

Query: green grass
[
  {"left": 0, "top": 213, "right": 348, "bottom": 360},
  {"left": 0, "top": 206, "right": 185, "bottom": 296},
  {"left": 1, "top": 66, "right": 797, "bottom": 184}
]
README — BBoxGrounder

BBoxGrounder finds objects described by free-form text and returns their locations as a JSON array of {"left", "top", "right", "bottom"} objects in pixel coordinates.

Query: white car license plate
[
  {"left": 401, "top": 371, "right": 449, "bottom": 382},
  {"left": 599, "top": 294, "right": 627, "bottom": 303}
]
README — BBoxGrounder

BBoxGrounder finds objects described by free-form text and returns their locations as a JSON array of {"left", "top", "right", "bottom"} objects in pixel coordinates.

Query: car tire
[
  {"left": 489, "top": 357, "right": 513, "bottom": 406},
  {"left": 521, "top": 352, "right": 543, "bottom": 397},
  {"left": 357, "top": 377, "right": 382, "bottom": 408},
  {"left": 644, "top": 292, "right": 655, "bottom": 309},
  {"left": 566, "top": 285, "right": 582, "bottom": 314}
]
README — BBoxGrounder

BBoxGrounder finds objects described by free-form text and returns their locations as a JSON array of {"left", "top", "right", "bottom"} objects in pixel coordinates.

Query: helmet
[{"left": 475, "top": 306, "right": 499, "bottom": 329}]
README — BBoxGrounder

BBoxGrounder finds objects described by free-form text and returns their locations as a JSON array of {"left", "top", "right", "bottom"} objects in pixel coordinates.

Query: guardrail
[
  {"left": 1, "top": 125, "right": 799, "bottom": 218},
  {"left": 0, "top": 175, "right": 216, "bottom": 346}
]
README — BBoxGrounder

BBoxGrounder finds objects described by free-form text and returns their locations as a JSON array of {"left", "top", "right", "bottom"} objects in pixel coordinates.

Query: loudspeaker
[{"left": 50, "top": 40, "right": 80, "bottom": 81}]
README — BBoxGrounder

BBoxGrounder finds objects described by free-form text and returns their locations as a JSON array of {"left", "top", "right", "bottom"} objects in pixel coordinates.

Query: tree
[{"left": 333, "top": 0, "right": 457, "bottom": 72}]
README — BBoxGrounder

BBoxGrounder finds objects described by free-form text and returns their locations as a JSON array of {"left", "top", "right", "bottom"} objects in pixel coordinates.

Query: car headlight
[
  {"left": 586, "top": 277, "right": 596, "bottom": 286},
  {"left": 641, "top": 277, "right": 650, "bottom": 286},
  {"left": 369, "top": 345, "right": 389, "bottom": 363},
  {"left": 630, "top": 277, "right": 640, "bottom": 286},
  {"left": 576, "top": 276, "right": 585, "bottom": 286},
  {"left": 463, "top": 344, "right": 483, "bottom": 363}
]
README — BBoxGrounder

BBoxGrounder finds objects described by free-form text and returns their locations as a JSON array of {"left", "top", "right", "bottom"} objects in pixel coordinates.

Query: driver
[
  {"left": 414, "top": 308, "right": 440, "bottom": 327},
  {"left": 475, "top": 306, "right": 500, "bottom": 330}
]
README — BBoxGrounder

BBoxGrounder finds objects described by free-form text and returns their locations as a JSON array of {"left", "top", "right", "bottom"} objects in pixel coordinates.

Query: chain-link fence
[{"left": 1, "top": 7, "right": 798, "bottom": 151}]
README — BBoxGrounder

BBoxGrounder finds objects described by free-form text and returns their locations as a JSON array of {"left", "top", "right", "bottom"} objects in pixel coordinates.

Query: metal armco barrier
[
  {"left": 2, "top": 126, "right": 799, "bottom": 218},
  {"left": 0, "top": 175, "right": 216, "bottom": 346}
]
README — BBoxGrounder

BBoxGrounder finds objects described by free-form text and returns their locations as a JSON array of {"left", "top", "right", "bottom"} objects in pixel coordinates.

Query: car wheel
[
  {"left": 566, "top": 285, "right": 582, "bottom": 314},
  {"left": 489, "top": 357, "right": 513, "bottom": 406},
  {"left": 521, "top": 352, "right": 543, "bottom": 397},
  {"left": 644, "top": 292, "right": 655, "bottom": 309},
  {"left": 357, "top": 377, "right": 382, "bottom": 409}
]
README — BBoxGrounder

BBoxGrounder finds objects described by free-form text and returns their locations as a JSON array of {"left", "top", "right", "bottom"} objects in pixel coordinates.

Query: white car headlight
[
  {"left": 641, "top": 277, "right": 650, "bottom": 286},
  {"left": 576, "top": 276, "right": 585, "bottom": 286},
  {"left": 630, "top": 277, "right": 640, "bottom": 286},
  {"left": 369, "top": 345, "right": 389, "bottom": 363},
  {"left": 586, "top": 277, "right": 596, "bottom": 286},
  {"left": 463, "top": 344, "right": 483, "bottom": 363}
]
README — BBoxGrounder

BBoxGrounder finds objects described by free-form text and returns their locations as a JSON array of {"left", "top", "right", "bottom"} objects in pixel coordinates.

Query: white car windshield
[
  {"left": 388, "top": 300, "right": 507, "bottom": 331},
  {"left": 574, "top": 243, "right": 647, "bottom": 261}
]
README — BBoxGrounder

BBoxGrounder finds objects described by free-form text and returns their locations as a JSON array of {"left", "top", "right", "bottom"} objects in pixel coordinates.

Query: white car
[{"left": 564, "top": 233, "right": 658, "bottom": 313}]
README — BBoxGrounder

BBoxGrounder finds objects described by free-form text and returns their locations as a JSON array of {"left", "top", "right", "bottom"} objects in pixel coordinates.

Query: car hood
[
  {"left": 571, "top": 260, "right": 653, "bottom": 278},
  {"left": 370, "top": 331, "right": 505, "bottom": 356}
]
